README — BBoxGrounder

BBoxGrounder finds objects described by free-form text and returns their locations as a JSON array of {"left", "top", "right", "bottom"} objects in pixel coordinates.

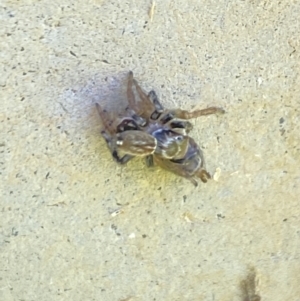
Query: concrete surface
[{"left": 1, "top": 1, "right": 300, "bottom": 300}]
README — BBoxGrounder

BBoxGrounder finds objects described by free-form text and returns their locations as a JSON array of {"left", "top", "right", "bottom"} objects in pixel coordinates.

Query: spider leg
[
  {"left": 96, "top": 103, "right": 115, "bottom": 146},
  {"left": 158, "top": 112, "right": 193, "bottom": 135},
  {"left": 100, "top": 130, "right": 112, "bottom": 144},
  {"left": 100, "top": 129, "right": 133, "bottom": 165},
  {"left": 189, "top": 177, "right": 199, "bottom": 187},
  {"left": 145, "top": 155, "right": 154, "bottom": 167},
  {"left": 127, "top": 71, "right": 161, "bottom": 121},
  {"left": 96, "top": 103, "right": 113, "bottom": 131},
  {"left": 147, "top": 90, "right": 164, "bottom": 120},
  {"left": 127, "top": 71, "right": 146, "bottom": 116},
  {"left": 167, "top": 120, "right": 193, "bottom": 135},
  {"left": 112, "top": 151, "right": 134, "bottom": 164},
  {"left": 125, "top": 107, "right": 147, "bottom": 127},
  {"left": 170, "top": 107, "right": 225, "bottom": 120},
  {"left": 132, "top": 78, "right": 151, "bottom": 108},
  {"left": 196, "top": 168, "right": 211, "bottom": 183},
  {"left": 148, "top": 90, "right": 164, "bottom": 112},
  {"left": 127, "top": 71, "right": 139, "bottom": 113},
  {"left": 116, "top": 117, "right": 138, "bottom": 133},
  {"left": 101, "top": 131, "right": 133, "bottom": 165}
]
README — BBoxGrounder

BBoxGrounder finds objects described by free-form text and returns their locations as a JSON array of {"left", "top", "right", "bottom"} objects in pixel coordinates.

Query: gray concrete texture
[{"left": 1, "top": 0, "right": 300, "bottom": 300}]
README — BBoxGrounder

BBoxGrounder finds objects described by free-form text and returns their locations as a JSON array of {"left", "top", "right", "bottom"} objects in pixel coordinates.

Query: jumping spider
[{"left": 96, "top": 71, "right": 224, "bottom": 186}]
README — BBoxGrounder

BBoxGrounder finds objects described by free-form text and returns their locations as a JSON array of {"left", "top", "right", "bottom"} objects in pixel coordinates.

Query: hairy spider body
[{"left": 96, "top": 71, "right": 224, "bottom": 186}]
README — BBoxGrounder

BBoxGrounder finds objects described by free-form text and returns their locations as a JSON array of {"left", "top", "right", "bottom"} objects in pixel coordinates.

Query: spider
[{"left": 96, "top": 71, "right": 224, "bottom": 186}]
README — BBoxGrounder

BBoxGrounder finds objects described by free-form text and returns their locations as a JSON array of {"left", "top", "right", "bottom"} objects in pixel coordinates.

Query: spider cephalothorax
[{"left": 96, "top": 71, "right": 224, "bottom": 186}]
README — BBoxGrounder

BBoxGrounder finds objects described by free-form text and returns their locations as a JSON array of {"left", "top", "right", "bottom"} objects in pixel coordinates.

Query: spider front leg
[
  {"left": 170, "top": 107, "right": 225, "bottom": 120},
  {"left": 126, "top": 71, "right": 146, "bottom": 116},
  {"left": 112, "top": 152, "right": 134, "bottom": 164},
  {"left": 96, "top": 102, "right": 117, "bottom": 149},
  {"left": 127, "top": 71, "right": 156, "bottom": 119},
  {"left": 96, "top": 103, "right": 114, "bottom": 134}
]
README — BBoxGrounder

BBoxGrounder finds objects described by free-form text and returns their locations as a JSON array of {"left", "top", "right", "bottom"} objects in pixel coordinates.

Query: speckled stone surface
[{"left": 1, "top": 1, "right": 300, "bottom": 300}]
